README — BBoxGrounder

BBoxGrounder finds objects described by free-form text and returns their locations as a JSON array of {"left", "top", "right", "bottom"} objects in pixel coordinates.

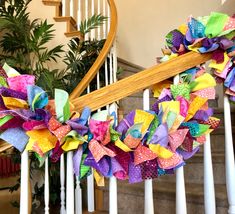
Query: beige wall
[
  {"left": 28, "top": 0, "right": 228, "bottom": 69},
  {"left": 28, "top": 1, "right": 71, "bottom": 71},
  {"left": 115, "top": 0, "right": 222, "bottom": 68}
]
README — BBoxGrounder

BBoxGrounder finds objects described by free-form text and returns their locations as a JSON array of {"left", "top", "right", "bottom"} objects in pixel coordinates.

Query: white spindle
[
  {"left": 86, "top": 0, "right": 94, "bottom": 201},
  {"left": 44, "top": 157, "right": 50, "bottom": 214},
  {"left": 176, "top": 167, "right": 187, "bottom": 214},
  {"left": 20, "top": 150, "right": 29, "bottom": 214},
  {"left": 75, "top": 177, "right": 82, "bottom": 214},
  {"left": 103, "top": 0, "right": 107, "bottom": 38},
  {"left": 70, "top": 0, "right": 74, "bottom": 18},
  {"left": 204, "top": 134, "right": 216, "bottom": 213},
  {"left": 143, "top": 89, "right": 154, "bottom": 214},
  {"left": 66, "top": 152, "right": 75, "bottom": 214},
  {"left": 77, "top": 0, "right": 81, "bottom": 30},
  {"left": 91, "top": 0, "right": 95, "bottom": 40},
  {"left": 97, "top": 0, "right": 101, "bottom": 108},
  {"left": 97, "top": 0, "right": 101, "bottom": 40},
  {"left": 174, "top": 74, "right": 187, "bottom": 214},
  {"left": 85, "top": 0, "right": 89, "bottom": 40},
  {"left": 112, "top": 43, "right": 117, "bottom": 83},
  {"left": 109, "top": 53, "right": 113, "bottom": 84},
  {"left": 87, "top": 169, "right": 95, "bottom": 212},
  {"left": 60, "top": 154, "right": 66, "bottom": 214},
  {"left": 109, "top": 103, "right": 118, "bottom": 214},
  {"left": 224, "top": 95, "right": 235, "bottom": 214},
  {"left": 108, "top": 28, "right": 118, "bottom": 211},
  {"left": 62, "top": 0, "right": 66, "bottom": 16}
]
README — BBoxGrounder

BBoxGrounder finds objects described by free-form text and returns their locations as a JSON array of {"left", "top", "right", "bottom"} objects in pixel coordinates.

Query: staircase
[{"left": 3, "top": 1, "right": 234, "bottom": 214}]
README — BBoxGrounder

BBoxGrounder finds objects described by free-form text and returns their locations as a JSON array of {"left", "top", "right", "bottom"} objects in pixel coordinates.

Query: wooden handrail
[
  {"left": 71, "top": 52, "right": 212, "bottom": 112},
  {"left": 69, "top": 0, "right": 118, "bottom": 99}
]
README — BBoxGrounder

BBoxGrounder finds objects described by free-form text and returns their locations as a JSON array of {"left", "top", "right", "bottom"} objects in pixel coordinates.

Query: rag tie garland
[
  {"left": 0, "top": 11, "right": 234, "bottom": 185},
  {"left": 0, "top": 64, "right": 220, "bottom": 185},
  {"left": 163, "top": 12, "right": 235, "bottom": 101}
]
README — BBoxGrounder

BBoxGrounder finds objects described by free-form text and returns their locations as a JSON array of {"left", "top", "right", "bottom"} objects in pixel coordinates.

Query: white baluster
[
  {"left": 109, "top": 103, "right": 118, "bottom": 214},
  {"left": 91, "top": 0, "right": 95, "bottom": 40},
  {"left": 86, "top": 5, "right": 95, "bottom": 204},
  {"left": 143, "top": 89, "right": 154, "bottom": 214},
  {"left": 87, "top": 169, "right": 95, "bottom": 212},
  {"left": 75, "top": 177, "right": 82, "bottom": 214},
  {"left": 97, "top": 0, "right": 101, "bottom": 40},
  {"left": 62, "top": 0, "right": 66, "bottom": 16},
  {"left": 97, "top": 0, "right": 101, "bottom": 110},
  {"left": 77, "top": 0, "right": 81, "bottom": 30},
  {"left": 108, "top": 31, "right": 118, "bottom": 212},
  {"left": 204, "top": 134, "right": 216, "bottom": 213},
  {"left": 60, "top": 154, "right": 66, "bottom": 214},
  {"left": 174, "top": 74, "right": 187, "bottom": 214},
  {"left": 176, "top": 167, "right": 187, "bottom": 214},
  {"left": 20, "top": 150, "right": 29, "bottom": 214},
  {"left": 109, "top": 53, "right": 113, "bottom": 84},
  {"left": 112, "top": 42, "right": 117, "bottom": 83},
  {"left": 66, "top": 152, "right": 75, "bottom": 214},
  {"left": 85, "top": 0, "right": 89, "bottom": 40},
  {"left": 44, "top": 157, "right": 50, "bottom": 214},
  {"left": 102, "top": 0, "right": 107, "bottom": 38},
  {"left": 224, "top": 95, "right": 235, "bottom": 214},
  {"left": 70, "top": 0, "right": 74, "bottom": 19}
]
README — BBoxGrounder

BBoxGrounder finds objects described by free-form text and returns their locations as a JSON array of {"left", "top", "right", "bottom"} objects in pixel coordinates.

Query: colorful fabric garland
[
  {"left": 163, "top": 12, "right": 235, "bottom": 101},
  {"left": 1, "top": 11, "right": 235, "bottom": 185},
  {"left": 0, "top": 63, "right": 219, "bottom": 185}
]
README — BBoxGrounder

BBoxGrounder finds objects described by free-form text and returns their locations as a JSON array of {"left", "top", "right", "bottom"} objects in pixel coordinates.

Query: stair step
[
  {"left": 98, "top": 181, "right": 227, "bottom": 214},
  {"left": 42, "top": 0, "right": 61, "bottom": 6},
  {"left": 64, "top": 31, "right": 83, "bottom": 39}
]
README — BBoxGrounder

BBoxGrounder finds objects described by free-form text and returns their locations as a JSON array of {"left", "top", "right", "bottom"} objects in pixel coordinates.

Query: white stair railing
[
  {"left": 44, "top": 157, "right": 50, "bottom": 214},
  {"left": 143, "top": 89, "right": 154, "bottom": 214},
  {"left": 224, "top": 95, "right": 235, "bottom": 214},
  {"left": 66, "top": 151, "right": 75, "bottom": 214},
  {"left": 174, "top": 75, "right": 187, "bottom": 214},
  {"left": 204, "top": 134, "right": 216, "bottom": 214},
  {"left": 20, "top": 151, "right": 29, "bottom": 214},
  {"left": 60, "top": 154, "right": 66, "bottom": 214}
]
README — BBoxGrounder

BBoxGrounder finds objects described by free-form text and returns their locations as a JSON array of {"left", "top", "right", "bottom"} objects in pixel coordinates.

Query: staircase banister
[
  {"left": 69, "top": 0, "right": 118, "bottom": 99},
  {"left": 71, "top": 51, "right": 212, "bottom": 112}
]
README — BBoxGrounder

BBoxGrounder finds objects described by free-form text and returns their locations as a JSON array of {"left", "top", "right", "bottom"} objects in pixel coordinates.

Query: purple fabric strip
[
  {"left": 149, "top": 123, "right": 168, "bottom": 147},
  {"left": 116, "top": 110, "right": 135, "bottom": 136},
  {"left": 128, "top": 160, "right": 143, "bottom": 183},
  {"left": 111, "top": 157, "right": 126, "bottom": 180},
  {"left": 66, "top": 120, "right": 88, "bottom": 136},
  {"left": 73, "top": 147, "right": 83, "bottom": 177},
  {"left": 177, "top": 147, "right": 200, "bottom": 160},
  {"left": 193, "top": 108, "right": 213, "bottom": 121},
  {"left": 152, "top": 95, "right": 172, "bottom": 114},
  {"left": 84, "top": 152, "right": 110, "bottom": 177},
  {"left": 0, "top": 87, "right": 27, "bottom": 100}
]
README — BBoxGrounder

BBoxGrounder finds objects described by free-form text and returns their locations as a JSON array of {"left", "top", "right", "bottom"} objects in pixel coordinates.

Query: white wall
[{"left": 115, "top": 0, "right": 222, "bottom": 68}]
